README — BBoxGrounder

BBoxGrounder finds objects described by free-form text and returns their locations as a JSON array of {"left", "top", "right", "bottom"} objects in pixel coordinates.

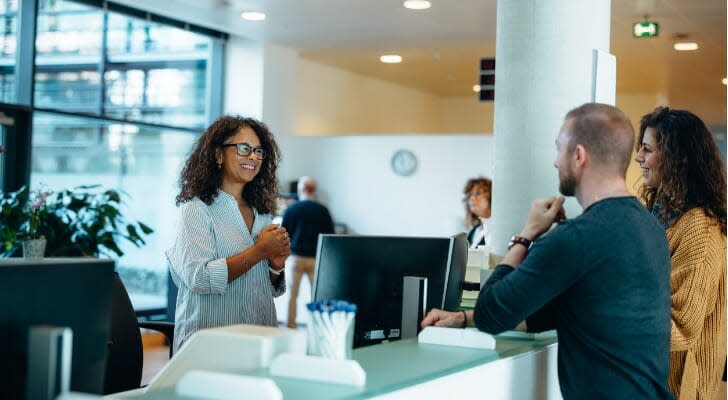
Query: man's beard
[{"left": 558, "top": 169, "right": 576, "bottom": 196}]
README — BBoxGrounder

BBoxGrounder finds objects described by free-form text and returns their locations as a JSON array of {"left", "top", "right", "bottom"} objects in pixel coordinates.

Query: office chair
[{"left": 103, "top": 272, "right": 175, "bottom": 395}]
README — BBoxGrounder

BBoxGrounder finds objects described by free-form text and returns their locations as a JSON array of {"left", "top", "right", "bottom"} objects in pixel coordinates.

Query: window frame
[{"left": 3, "top": 0, "right": 225, "bottom": 192}]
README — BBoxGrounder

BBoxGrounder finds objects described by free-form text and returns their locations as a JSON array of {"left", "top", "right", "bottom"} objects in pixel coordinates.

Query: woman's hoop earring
[{"left": 217, "top": 163, "right": 222, "bottom": 170}]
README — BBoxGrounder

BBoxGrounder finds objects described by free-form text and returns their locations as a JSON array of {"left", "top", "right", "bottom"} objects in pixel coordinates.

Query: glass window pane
[
  {"left": 34, "top": 69, "right": 100, "bottom": 111},
  {"left": 105, "top": 11, "right": 210, "bottom": 128},
  {"left": 104, "top": 66, "right": 207, "bottom": 127},
  {"left": 31, "top": 111, "right": 198, "bottom": 303},
  {"left": 35, "top": 0, "right": 102, "bottom": 59},
  {"left": 34, "top": 1, "right": 211, "bottom": 129},
  {"left": 106, "top": 14, "right": 209, "bottom": 56},
  {"left": 0, "top": 0, "right": 18, "bottom": 101},
  {"left": 34, "top": 1, "right": 102, "bottom": 111}
]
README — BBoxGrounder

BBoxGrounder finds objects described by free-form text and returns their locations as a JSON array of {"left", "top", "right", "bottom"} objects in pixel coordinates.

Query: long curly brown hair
[
  {"left": 637, "top": 106, "right": 726, "bottom": 234},
  {"left": 175, "top": 116, "right": 281, "bottom": 214}
]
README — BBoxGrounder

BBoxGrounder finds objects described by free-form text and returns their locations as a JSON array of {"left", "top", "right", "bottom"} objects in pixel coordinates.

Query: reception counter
[{"left": 129, "top": 334, "right": 561, "bottom": 400}]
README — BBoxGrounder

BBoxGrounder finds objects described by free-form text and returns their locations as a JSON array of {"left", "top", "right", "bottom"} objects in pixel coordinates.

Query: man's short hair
[
  {"left": 564, "top": 103, "right": 635, "bottom": 175},
  {"left": 297, "top": 176, "right": 316, "bottom": 195}
]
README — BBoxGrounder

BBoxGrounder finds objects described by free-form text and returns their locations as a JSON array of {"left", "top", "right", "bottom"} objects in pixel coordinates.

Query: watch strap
[{"left": 508, "top": 235, "right": 533, "bottom": 251}]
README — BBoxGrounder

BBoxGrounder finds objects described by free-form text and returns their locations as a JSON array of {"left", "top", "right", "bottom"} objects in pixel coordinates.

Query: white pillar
[{"left": 490, "top": 0, "right": 612, "bottom": 256}]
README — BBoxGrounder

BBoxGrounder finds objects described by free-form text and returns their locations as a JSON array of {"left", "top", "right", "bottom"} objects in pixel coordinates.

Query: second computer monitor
[
  {"left": 0, "top": 258, "right": 114, "bottom": 398},
  {"left": 312, "top": 233, "right": 467, "bottom": 348}
]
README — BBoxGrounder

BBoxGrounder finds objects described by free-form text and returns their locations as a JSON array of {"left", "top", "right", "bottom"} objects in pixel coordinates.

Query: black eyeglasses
[{"left": 222, "top": 143, "right": 266, "bottom": 160}]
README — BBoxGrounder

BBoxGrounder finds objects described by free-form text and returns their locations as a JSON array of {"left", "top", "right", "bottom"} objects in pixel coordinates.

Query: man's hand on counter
[{"left": 421, "top": 308, "right": 472, "bottom": 329}]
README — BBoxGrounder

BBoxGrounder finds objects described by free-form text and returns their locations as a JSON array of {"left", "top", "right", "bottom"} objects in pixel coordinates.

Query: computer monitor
[
  {"left": 312, "top": 233, "right": 467, "bottom": 348},
  {"left": 0, "top": 258, "right": 114, "bottom": 398}
]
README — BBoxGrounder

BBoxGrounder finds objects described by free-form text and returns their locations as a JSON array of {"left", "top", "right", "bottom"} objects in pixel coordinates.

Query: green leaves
[{"left": 0, "top": 185, "right": 154, "bottom": 258}]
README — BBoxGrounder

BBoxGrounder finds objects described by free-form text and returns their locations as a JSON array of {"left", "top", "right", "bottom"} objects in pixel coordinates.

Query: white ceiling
[{"left": 115, "top": 0, "right": 726, "bottom": 120}]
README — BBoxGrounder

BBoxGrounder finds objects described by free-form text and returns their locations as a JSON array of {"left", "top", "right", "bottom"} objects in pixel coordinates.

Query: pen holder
[{"left": 306, "top": 300, "right": 356, "bottom": 360}]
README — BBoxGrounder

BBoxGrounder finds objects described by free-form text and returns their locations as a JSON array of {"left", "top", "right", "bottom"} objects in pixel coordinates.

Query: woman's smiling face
[
  {"left": 219, "top": 126, "right": 263, "bottom": 186},
  {"left": 634, "top": 127, "right": 661, "bottom": 189}
]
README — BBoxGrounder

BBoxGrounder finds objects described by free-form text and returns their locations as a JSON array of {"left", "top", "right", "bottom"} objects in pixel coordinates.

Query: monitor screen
[
  {"left": 0, "top": 258, "right": 114, "bottom": 398},
  {"left": 312, "top": 233, "right": 467, "bottom": 348}
]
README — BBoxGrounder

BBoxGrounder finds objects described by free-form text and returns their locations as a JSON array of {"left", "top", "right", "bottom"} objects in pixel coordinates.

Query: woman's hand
[
  {"left": 257, "top": 224, "right": 290, "bottom": 259},
  {"left": 269, "top": 246, "right": 291, "bottom": 270}
]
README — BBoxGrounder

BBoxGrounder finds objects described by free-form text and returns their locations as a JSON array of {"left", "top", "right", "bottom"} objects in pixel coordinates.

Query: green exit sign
[{"left": 633, "top": 21, "right": 659, "bottom": 38}]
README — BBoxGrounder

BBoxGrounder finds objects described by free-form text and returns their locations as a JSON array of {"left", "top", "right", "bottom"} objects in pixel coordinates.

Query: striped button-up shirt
[{"left": 166, "top": 190, "right": 285, "bottom": 352}]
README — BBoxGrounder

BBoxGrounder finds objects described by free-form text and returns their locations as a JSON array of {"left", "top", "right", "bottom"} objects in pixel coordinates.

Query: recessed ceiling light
[
  {"left": 240, "top": 11, "right": 266, "bottom": 21},
  {"left": 472, "top": 85, "right": 480, "bottom": 92},
  {"left": 403, "top": 0, "right": 431, "bottom": 10},
  {"left": 380, "top": 55, "right": 402, "bottom": 64},
  {"left": 673, "top": 42, "right": 698, "bottom": 51}
]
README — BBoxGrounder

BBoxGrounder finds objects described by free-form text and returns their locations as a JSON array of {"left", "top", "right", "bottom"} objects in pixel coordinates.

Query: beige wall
[
  {"left": 296, "top": 59, "right": 441, "bottom": 135},
  {"left": 295, "top": 58, "right": 492, "bottom": 135},
  {"left": 441, "top": 96, "right": 493, "bottom": 133},
  {"left": 293, "top": 55, "right": 700, "bottom": 142}
]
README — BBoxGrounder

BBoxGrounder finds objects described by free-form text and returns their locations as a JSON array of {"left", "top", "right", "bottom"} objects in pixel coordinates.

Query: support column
[{"left": 490, "top": 0, "right": 612, "bottom": 256}]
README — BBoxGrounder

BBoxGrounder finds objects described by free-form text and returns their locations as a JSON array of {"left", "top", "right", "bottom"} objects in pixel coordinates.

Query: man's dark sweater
[
  {"left": 281, "top": 200, "right": 334, "bottom": 257},
  {"left": 473, "top": 197, "right": 673, "bottom": 399}
]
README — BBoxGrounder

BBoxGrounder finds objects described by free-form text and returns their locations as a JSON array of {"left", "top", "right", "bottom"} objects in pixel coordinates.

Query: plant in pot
[
  {"left": 21, "top": 189, "right": 49, "bottom": 259},
  {"left": 0, "top": 186, "right": 36, "bottom": 257},
  {"left": 0, "top": 185, "right": 153, "bottom": 258}
]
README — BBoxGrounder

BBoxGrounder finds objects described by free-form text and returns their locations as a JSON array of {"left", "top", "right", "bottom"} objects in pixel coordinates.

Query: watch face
[{"left": 391, "top": 149, "right": 418, "bottom": 177}]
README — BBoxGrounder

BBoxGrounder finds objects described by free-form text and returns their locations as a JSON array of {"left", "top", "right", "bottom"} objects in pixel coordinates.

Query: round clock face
[{"left": 391, "top": 149, "right": 418, "bottom": 177}]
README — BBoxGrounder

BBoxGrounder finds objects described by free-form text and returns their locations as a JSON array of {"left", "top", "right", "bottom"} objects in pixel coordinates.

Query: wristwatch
[{"left": 508, "top": 235, "right": 533, "bottom": 251}]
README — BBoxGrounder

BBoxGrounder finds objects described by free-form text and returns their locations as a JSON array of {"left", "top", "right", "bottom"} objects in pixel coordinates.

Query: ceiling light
[
  {"left": 380, "top": 55, "right": 402, "bottom": 64},
  {"left": 472, "top": 85, "right": 480, "bottom": 92},
  {"left": 240, "top": 11, "right": 266, "bottom": 21},
  {"left": 673, "top": 42, "right": 698, "bottom": 51},
  {"left": 722, "top": 78, "right": 727, "bottom": 85},
  {"left": 403, "top": 0, "right": 431, "bottom": 10}
]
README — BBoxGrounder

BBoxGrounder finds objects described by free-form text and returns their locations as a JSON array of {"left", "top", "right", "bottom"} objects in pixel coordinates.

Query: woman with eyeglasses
[
  {"left": 634, "top": 106, "right": 726, "bottom": 400},
  {"left": 167, "top": 115, "right": 291, "bottom": 352},
  {"left": 463, "top": 177, "right": 493, "bottom": 248}
]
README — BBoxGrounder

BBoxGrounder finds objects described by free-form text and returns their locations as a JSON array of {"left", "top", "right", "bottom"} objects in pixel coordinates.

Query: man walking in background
[{"left": 281, "top": 176, "right": 335, "bottom": 328}]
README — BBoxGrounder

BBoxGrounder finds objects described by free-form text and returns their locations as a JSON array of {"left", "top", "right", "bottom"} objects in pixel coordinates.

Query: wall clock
[{"left": 391, "top": 149, "right": 418, "bottom": 177}]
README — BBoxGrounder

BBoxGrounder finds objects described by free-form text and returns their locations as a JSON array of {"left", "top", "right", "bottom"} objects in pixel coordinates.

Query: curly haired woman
[
  {"left": 166, "top": 116, "right": 291, "bottom": 352},
  {"left": 635, "top": 106, "right": 726, "bottom": 400}
]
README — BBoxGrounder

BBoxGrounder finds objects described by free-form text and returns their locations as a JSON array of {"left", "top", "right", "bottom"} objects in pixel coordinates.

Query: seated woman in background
[
  {"left": 167, "top": 115, "right": 291, "bottom": 352},
  {"left": 463, "top": 177, "right": 493, "bottom": 248},
  {"left": 634, "top": 106, "right": 726, "bottom": 400}
]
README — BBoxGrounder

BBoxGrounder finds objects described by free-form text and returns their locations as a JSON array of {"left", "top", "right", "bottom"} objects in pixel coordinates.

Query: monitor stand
[
  {"left": 401, "top": 276, "right": 428, "bottom": 339},
  {"left": 27, "top": 326, "right": 73, "bottom": 400}
]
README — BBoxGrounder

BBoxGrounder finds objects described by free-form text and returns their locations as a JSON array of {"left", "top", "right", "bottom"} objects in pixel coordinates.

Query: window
[
  {"left": 20, "top": 0, "right": 225, "bottom": 311},
  {"left": 34, "top": 0, "right": 211, "bottom": 128},
  {"left": 30, "top": 111, "right": 196, "bottom": 296},
  {"left": 0, "top": 0, "right": 18, "bottom": 102}
]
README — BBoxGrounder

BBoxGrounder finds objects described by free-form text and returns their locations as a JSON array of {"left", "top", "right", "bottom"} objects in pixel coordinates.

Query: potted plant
[
  {"left": 21, "top": 189, "right": 49, "bottom": 259},
  {"left": 0, "top": 185, "right": 153, "bottom": 258}
]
